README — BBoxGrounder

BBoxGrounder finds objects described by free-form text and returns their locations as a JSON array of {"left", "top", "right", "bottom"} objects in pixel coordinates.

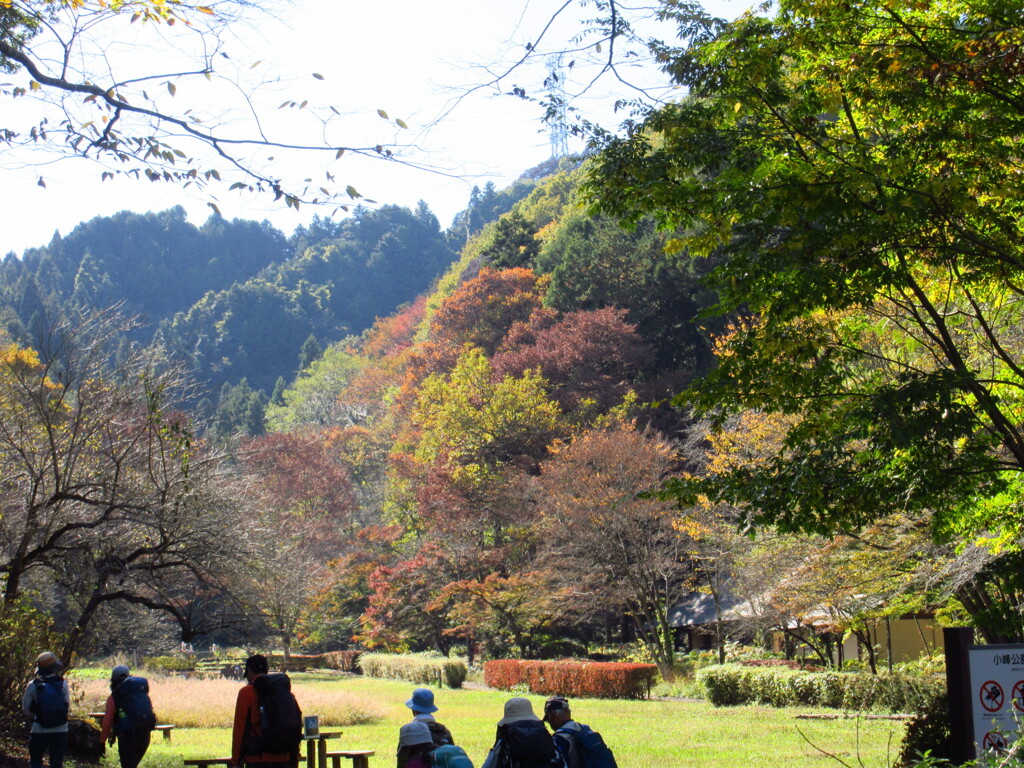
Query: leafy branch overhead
[
  {"left": 0, "top": 0, "right": 413, "bottom": 211},
  {"left": 588, "top": 0, "right": 1024, "bottom": 546}
]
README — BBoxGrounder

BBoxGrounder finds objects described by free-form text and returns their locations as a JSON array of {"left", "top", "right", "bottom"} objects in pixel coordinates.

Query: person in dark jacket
[
  {"left": 99, "top": 665, "right": 155, "bottom": 768},
  {"left": 482, "top": 698, "right": 564, "bottom": 768},
  {"left": 22, "top": 652, "right": 70, "bottom": 768}
]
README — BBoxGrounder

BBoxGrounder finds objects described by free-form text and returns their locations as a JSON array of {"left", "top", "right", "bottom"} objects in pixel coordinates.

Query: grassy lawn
[{"left": 78, "top": 674, "right": 907, "bottom": 768}]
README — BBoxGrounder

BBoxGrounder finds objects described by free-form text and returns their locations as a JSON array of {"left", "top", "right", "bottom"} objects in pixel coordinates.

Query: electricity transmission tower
[{"left": 546, "top": 55, "right": 570, "bottom": 159}]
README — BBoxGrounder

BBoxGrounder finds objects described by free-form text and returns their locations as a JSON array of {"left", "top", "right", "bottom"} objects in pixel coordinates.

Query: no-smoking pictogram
[
  {"left": 1013, "top": 681, "right": 1024, "bottom": 712},
  {"left": 983, "top": 732, "right": 1008, "bottom": 752},
  {"left": 981, "top": 680, "right": 1005, "bottom": 712}
]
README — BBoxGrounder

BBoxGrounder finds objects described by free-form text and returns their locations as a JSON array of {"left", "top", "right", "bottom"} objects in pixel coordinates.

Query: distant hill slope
[{"left": 0, "top": 203, "right": 460, "bottom": 395}]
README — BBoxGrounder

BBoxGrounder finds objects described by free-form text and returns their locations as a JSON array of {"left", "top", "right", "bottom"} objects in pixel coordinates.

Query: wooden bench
[
  {"left": 325, "top": 750, "right": 374, "bottom": 768},
  {"left": 183, "top": 759, "right": 232, "bottom": 768},
  {"left": 155, "top": 724, "right": 176, "bottom": 741}
]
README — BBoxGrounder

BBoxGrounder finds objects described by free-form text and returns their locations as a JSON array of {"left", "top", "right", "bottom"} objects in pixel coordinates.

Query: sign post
[
  {"left": 945, "top": 627, "right": 975, "bottom": 763},
  {"left": 967, "top": 642, "right": 1024, "bottom": 759}
]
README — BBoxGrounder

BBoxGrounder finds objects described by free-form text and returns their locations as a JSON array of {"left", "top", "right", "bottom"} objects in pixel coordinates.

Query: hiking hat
[
  {"left": 406, "top": 687, "right": 439, "bottom": 714},
  {"left": 35, "top": 652, "right": 61, "bottom": 674},
  {"left": 497, "top": 697, "right": 541, "bottom": 725},
  {"left": 111, "top": 665, "right": 131, "bottom": 683},
  {"left": 543, "top": 696, "right": 570, "bottom": 721},
  {"left": 398, "top": 720, "right": 434, "bottom": 748}
]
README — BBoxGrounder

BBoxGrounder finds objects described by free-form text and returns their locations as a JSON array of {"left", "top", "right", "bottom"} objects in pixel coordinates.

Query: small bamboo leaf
[
  {"left": 377, "top": 109, "right": 389, "bottom": 119},
  {"left": 312, "top": 73, "right": 325, "bottom": 80}
]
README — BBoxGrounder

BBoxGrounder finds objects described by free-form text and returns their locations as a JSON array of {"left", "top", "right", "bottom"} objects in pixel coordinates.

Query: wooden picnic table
[
  {"left": 86, "top": 712, "right": 176, "bottom": 739},
  {"left": 324, "top": 749, "right": 374, "bottom": 768},
  {"left": 181, "top": 731, "right": 373, "bottom": 768},
  {"left": 304, "top": 731, "right": 341, "bottom": 768}
]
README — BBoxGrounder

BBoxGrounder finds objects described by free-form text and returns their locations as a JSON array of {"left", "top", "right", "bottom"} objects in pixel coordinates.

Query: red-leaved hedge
[{"left": 483, "top": 660, "right": 657, "bottom": 700}]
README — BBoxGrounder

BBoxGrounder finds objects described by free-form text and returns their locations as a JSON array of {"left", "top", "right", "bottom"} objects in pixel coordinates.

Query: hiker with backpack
[
  {"left": 542, "top": 697, "right": 617, "bottom": 768},
  {"left": 230, "top": 654, "right": 303, "bottom": 768},
  {"left": 99, "top": 665, "right": 157, "bottom": 768},
  {"left": 481, "top": 698, "right": 565, "bottom": 768},
  {"left": 396, "top": 721, "right": 436, "bottom": 768},
  {"left": 405, "top": 688, "right": 454, "bottom": 749},
  {"left": 22, "top": 651, "right": 71, "bottom": 768}
]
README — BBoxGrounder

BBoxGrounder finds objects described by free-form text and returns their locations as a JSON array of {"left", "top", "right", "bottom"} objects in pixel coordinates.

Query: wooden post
[{"left": 944, "top": 627, "right": 975, "bottom": 765}]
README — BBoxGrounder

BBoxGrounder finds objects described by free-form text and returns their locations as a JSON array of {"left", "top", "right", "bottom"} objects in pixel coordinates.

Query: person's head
[
  {"left": 497, "top": 697, "right": 541, "bottom": 726},
  {"left": 110, "top": 665, "right": 131, "bottom": 690},
  {"left": 244, "top": 654, "right": 269, "bottom": 682},
  {"left": 543, "top": 696, "right": 572, "bottom": 728},
  {"left": 405, "top": 687, "right": 438, "bottom": 714},
  {"left": 398, "top": 721, "right": 434, "bottom": 754},
  {"left": 35, "top": 651, "right": 61, "bottom": 676}
]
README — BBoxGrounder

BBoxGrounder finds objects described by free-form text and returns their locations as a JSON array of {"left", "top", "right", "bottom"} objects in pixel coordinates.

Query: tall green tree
[{"left": 591, "top": 0, "right": 1024, "bottom": 540}]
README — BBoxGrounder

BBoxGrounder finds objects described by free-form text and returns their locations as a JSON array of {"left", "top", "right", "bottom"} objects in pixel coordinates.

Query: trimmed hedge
[
  {"left": 359, "top": 653, "right": 466, "bottom": 688},
  {"left": 696, "top": 663, "right": 945, "bottom": 712},
  {"left": 483, "top": 660, "right": 657, "bottom": 700},
  {"left": 322, "top": 651, "right": 362, "bottom": 673}
]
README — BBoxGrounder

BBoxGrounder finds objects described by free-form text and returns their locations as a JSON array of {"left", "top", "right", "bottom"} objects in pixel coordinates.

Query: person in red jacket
[{"left": 230, "top": 655, "right": 296, "bottom": 768}]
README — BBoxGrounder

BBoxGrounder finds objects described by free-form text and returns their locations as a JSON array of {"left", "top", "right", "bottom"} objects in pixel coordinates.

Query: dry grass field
[
  {"left": 74, "top": 674, "right": 384, "bottom": 729},
  {"left": 65, "top": 672, "right": 908, "bottom": 768}
]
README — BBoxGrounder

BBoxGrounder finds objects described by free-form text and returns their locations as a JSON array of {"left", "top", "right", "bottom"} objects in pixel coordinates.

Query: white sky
[{"left": 0, "top": 0, "right": 751, "bottom": 256}]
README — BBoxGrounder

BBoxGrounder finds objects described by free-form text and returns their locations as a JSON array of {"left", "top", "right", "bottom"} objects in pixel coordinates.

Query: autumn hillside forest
[{"left": 1, "top": 0, "right": 1023, "bottom": 728}]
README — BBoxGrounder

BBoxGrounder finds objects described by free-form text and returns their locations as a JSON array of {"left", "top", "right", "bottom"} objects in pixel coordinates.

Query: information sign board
[{"left": 969, "top": 644, "right": 1024, "bottom": 756}]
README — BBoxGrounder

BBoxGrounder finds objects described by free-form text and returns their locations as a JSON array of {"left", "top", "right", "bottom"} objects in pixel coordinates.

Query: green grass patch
[{"left": 79, "top": 674, "right": 907, "bottom": 768}]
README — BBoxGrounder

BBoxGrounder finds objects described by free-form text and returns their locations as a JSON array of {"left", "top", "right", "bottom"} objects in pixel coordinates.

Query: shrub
[
  {"left": 482, "top": 659, "right": 525, "bottom": 690},
  {"left": 359, "top": 653, "right": 466, "bottom": 688},
  {"left": 898, "top": 690, "right": 951, "bottom": 766},
  {"left": 482, "top": 660, "right": 657, "bottom": 700},
  {"left": 696, "top": 664, "right": 945, "bottom": 712},
  {"left": 0, "top": 597, "right": 65, "bottom": 728},
  {"left": 322, "top": 651, "right": 361, "bottom": 673}
]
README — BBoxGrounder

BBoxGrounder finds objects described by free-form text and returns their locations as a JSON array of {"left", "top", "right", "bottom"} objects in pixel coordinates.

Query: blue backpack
[
  {"left": 555, "top": 724, "right": 617, "bottom": 768},
  {"left": 113, "top": 677, "right": 156, "bottom": 734},
  {"left": 32, "top": 677, "right": 68, "bottom": 728},
  {"left": 432, "top": 744, "right": 474, "bottom": 768}
]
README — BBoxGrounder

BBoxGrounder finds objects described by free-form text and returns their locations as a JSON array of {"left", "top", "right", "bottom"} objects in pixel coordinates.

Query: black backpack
[
  {"left": 249, "top": 673, "right": 302, "bottom": 755},
  {"left": 428, "top": 720, "right": 455, "bottom": 746},
  {"left": 112, "top": 677, "right": 156, "bottom": 734},
  {"left": 499, "top": 721, "right": 564, "bottom": 768},
  {"left": 31, "top": 677, "right": 68, "bottom": 728}
]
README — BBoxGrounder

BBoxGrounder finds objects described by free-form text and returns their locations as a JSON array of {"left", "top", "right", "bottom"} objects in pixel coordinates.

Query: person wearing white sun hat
[{"left": 481, "top": 698, "right": 565, "bottom": 768}]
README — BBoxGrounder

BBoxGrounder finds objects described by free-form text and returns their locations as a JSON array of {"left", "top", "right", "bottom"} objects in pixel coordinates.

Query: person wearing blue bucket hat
[
  {"left": 406, "top": 688, "right": 439, "bottom": 715},
  {"left": 396, "top": 688, "right": 456, "bottom": 768}
]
